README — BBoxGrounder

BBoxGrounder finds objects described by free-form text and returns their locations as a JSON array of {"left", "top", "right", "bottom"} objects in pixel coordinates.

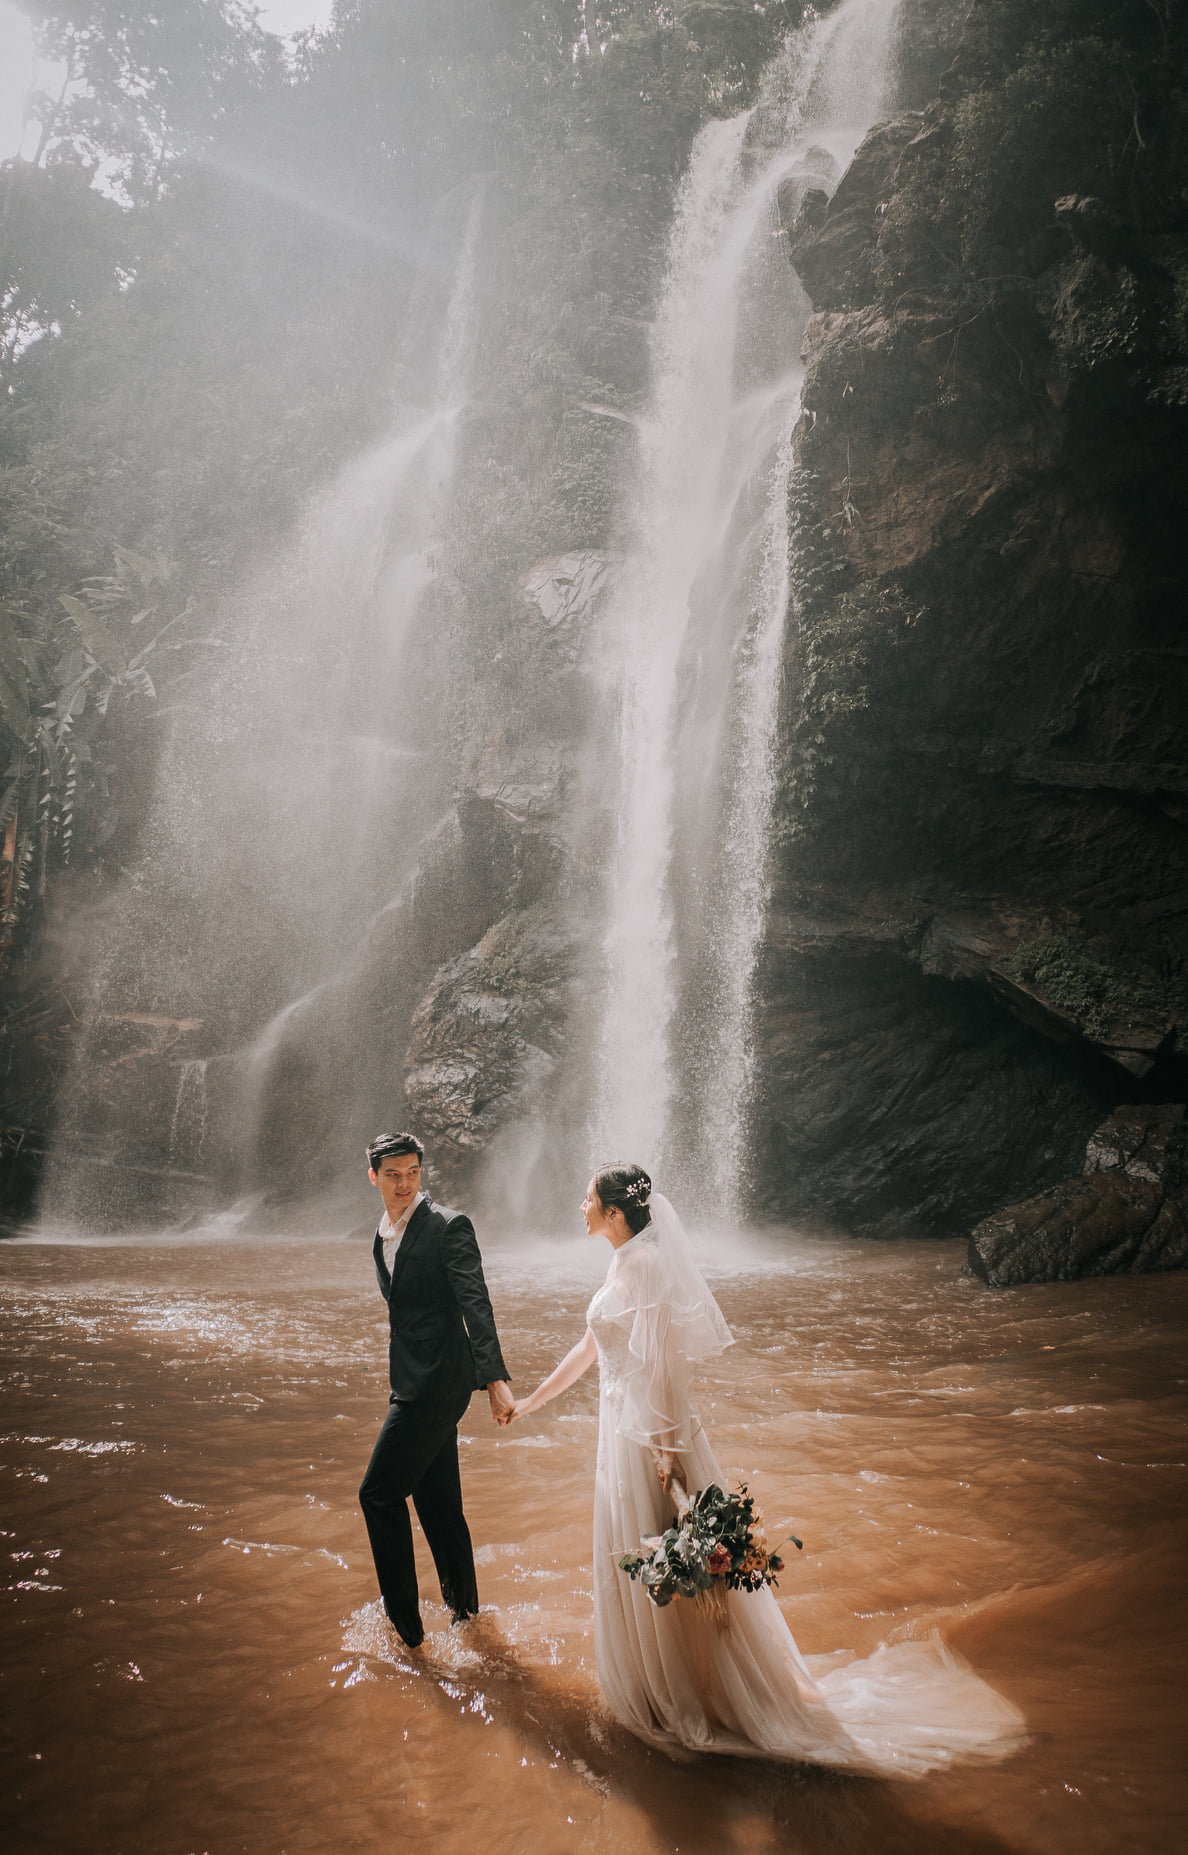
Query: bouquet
[{"left": 618, "top": 1482, "right": 801, "bottom": 1611}]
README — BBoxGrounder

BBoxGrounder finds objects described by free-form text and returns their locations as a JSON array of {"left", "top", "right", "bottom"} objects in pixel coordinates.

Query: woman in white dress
[{"left": 502, "top": 1163, "right": 1026, "bottom": 1777}]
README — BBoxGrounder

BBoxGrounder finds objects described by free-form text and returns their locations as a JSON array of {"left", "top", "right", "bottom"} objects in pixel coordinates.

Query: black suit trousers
[{"left": 358, "top": 1389, "right": 477, "bottom": 1644}]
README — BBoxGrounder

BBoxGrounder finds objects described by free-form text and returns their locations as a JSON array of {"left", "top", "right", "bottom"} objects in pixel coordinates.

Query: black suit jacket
[{"left": 372, "top": 1196, "right": 509, "bottom": 1406}]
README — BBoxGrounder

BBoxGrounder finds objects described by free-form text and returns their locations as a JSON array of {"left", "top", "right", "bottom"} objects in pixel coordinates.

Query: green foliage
[
  {"left": 0, "top": 160, "right": 131, "bottom": 381},
  {"left": 0, "top": 0, "right": 797, "bottom": 984},
  {"left": 950, "top": 37, "right": 1134, "bottom": 274},
  {"left": 874, "top": 0, "right": 1188, "bottom": 302},
  {"left": 1046, "top": 252, "right": 1147, "bottom": 375},
  {"left": 24, "top": 0, "right": 281, "bottom": 206},
  {"left": 998, "top": 934, "right": 1180, "bottom": 1041}
]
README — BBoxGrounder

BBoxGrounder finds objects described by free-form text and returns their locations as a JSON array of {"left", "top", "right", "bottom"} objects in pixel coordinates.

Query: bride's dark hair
[{"left": 593, "top": 1162, "right": 652, "bottom": 1235}]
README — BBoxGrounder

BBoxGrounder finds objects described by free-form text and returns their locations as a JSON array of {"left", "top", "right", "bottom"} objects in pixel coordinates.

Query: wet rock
[
  {"left": 916, "top": 916, "right": 1179, "bottom": 1081},
  {"left": 967, "top": 1106, "right": 1188, "bottom": 1284},
  {"left": 517, "top": 550, "right": 613, "bottom": 666},
  {"left": 966, "top": 1173, "right": 1185, "bottom": 1285},
  {"left": 753, "top": 932, "right": 1107, "bottom": 1237},
  {"left": 783, "top": 113, "right": 922, "bottom": 312},
  {"left": 402, "top": 904, "right": 580, "bottom": 1199},
  {"left": 1084, "top": 1103, "right": 1187, "bottom": 1187}
]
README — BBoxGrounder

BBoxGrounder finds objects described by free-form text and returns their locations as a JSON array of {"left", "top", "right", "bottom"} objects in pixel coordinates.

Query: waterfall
[
  {"left": 590, "top": 0, "right": 902, "bottom": 1197},
  {"left": 169, "top": 1059, "right": 209, "bottom": 1163},
  {"left": 43, "top": 184, "right": 488, "bottom": 1228}
]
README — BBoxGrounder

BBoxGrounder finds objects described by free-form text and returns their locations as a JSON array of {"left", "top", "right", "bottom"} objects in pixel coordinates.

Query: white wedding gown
[{"left": 587, "top": 1223, "right": 1026, "bottom": 1776}]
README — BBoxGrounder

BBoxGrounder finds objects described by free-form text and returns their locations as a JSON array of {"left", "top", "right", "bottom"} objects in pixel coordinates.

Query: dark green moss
[{"left": 998, "top": 934, "right": 1181, "bottom": 1040}]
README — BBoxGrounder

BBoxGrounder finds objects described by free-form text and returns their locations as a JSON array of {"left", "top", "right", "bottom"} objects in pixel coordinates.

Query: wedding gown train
[{"left": 587, "top": 1221, "right": 1026, "bottom": 1776}]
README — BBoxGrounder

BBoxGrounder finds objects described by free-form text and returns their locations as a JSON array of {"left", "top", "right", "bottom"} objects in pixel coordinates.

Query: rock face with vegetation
[
  {"left": 1, "top": 0, "right": 782, "bottom": 1222},
  {"left": 758, "top": 0, "right": 1188, "bottom": 1242},
  {"left": 3, "top": 0, "right": 1186, "bottom": 1257}
]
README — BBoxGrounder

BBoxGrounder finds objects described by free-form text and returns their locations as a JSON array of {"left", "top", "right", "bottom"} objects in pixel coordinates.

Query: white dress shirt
[{"left": 380, "top": 1191, "right": 425, "bottom": 1278}]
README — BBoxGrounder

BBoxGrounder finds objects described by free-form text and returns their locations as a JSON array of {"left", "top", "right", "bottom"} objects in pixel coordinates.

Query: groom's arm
[{"left": 440, "top": 1212, "right": 511, "bottom": 1389}]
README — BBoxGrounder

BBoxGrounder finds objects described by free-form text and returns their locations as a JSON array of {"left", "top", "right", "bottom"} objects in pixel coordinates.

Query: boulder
[
  {"left": 402, "top": 903, "right": 580, "bottom": 1201},
  {"left": 967, "top": 1105, "right": 1188, "bottom": 1284},
  {"left": 783, "top": 113, "right": 923, "bottom": 312}
]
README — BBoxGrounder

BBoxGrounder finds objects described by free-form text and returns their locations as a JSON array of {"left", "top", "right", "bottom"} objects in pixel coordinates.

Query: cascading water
[
  {"left": 590, "top": 0, "right": 902, "bottom": 1201},
  {"left": 168, "top": 1059, "right": 208, "bottom": 1164},
  {"left": 44, "top": 185, "right": 488, "bottom": 1228}
]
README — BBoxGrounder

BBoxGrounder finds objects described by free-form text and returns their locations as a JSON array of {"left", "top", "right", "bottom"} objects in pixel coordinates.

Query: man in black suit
[{"left": 358, "top": 1131, "right": 512, "bottom": 1648}]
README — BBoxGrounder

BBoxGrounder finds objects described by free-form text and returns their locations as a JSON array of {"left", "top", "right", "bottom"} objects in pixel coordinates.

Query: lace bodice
[
  {"left": 587, "top": 1230, "right": 704, "bottom": 1451},
  {"left": 586, "top": 1230, "right": 659, "bottom": 1332}
]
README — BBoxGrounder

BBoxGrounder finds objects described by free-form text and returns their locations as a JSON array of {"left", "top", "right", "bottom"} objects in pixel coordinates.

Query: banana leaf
[{"left": 59, "top": 595, "right": 126, "bottom": 676}]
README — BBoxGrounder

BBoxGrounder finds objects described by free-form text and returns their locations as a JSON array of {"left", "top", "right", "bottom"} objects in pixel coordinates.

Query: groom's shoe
[
  {"left": 450, "top": 1606, "right": 478, "bottom": 1627},
  {"left": 383, "top": 1601, "right": 424, "bottom": 1649}
]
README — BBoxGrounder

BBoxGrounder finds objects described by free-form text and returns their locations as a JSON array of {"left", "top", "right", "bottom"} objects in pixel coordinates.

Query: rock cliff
[
  {"left": 753, "top": 0, "right": 1188, "bottom": 1237},
  {"left": 393, "top": 0, "right": 1188, "bottom": 1244}
]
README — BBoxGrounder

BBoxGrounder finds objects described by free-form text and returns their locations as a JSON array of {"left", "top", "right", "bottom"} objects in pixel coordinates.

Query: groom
[{"left": 358, "top": 1131, "right": 512, "bottom": 1647}]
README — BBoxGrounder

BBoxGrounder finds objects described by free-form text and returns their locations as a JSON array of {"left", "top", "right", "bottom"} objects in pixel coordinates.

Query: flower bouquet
[{"left": 618, "top": 1482, "right": 801, "bottom": 1613}]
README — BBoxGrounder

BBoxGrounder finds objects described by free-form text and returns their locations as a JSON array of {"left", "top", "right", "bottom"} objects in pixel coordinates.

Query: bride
[{"left": 499, "top": 1162, "right": 1025, "bottom": 1776}]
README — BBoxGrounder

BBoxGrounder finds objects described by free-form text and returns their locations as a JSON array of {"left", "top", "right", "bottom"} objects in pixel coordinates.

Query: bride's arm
[{"left": 498, "top": 1328, "right": 597, "bottom": 1423}]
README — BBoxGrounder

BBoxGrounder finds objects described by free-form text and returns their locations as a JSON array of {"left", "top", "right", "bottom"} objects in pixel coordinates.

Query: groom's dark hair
[{"left": 367, "top": 1131, "right": 425, "bottom": 1169}]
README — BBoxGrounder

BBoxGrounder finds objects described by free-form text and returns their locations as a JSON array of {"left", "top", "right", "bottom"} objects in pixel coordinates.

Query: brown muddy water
[{"left": 1, "top": 1225, "right": 1185, "bottom": 1855}]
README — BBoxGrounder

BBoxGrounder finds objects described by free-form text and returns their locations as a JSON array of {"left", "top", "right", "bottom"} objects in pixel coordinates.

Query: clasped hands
[{"left": 486, "top": 1380, "right": 524, "bottom": 1427}]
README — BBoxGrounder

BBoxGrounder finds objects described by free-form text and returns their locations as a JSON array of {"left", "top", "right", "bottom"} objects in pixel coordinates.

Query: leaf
[
  {"left": 0, "top": 613, "right": 31, "bottom": 738},
  {"left": 59, "top": 595, "right": 126, "bottom": 675},
  {"left": 113, "top": 545, "right": 164, "bottom": 585},
  {"left": 0, "top": 608, "right": 30, "bottom": 684},
  {"left": 55, "top": 672, "right": 90, "bottom": 722},
  {"left": 0, "top": 664, "right": 30, "bottom": 739}
]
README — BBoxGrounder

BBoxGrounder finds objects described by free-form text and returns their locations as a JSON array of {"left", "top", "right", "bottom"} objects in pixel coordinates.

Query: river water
[{"left": 2, "top": 1228, "right": 1185, "bottom": 1854}]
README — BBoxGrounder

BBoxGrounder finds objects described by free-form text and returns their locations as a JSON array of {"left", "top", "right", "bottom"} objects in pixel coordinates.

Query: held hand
[
  {"left": 655, "top": 1450, "right": 689, "bottom": 1513},
  {"left": 487, "top": 1379, "right": 515, "bottom": 1423},
  {"left": 496, "top": 1396, "right": 536, "bottom": 1427}
]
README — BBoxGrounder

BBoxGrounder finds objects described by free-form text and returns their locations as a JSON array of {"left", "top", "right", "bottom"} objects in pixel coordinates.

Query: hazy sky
[
  {"left": 0, "top": 2, "right": 36, "bottom": 159},
  {"left": 0, "top": 1, "right": 335, "bottom": 160},
  {"left": 256, "top": 0, "right": 334, "bottom": 36}
]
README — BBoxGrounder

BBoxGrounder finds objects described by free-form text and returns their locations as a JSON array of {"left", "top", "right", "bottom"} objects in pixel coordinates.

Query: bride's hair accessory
[{"left": 594, "top": 1162, "right": 652, "bottom": 1233}]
